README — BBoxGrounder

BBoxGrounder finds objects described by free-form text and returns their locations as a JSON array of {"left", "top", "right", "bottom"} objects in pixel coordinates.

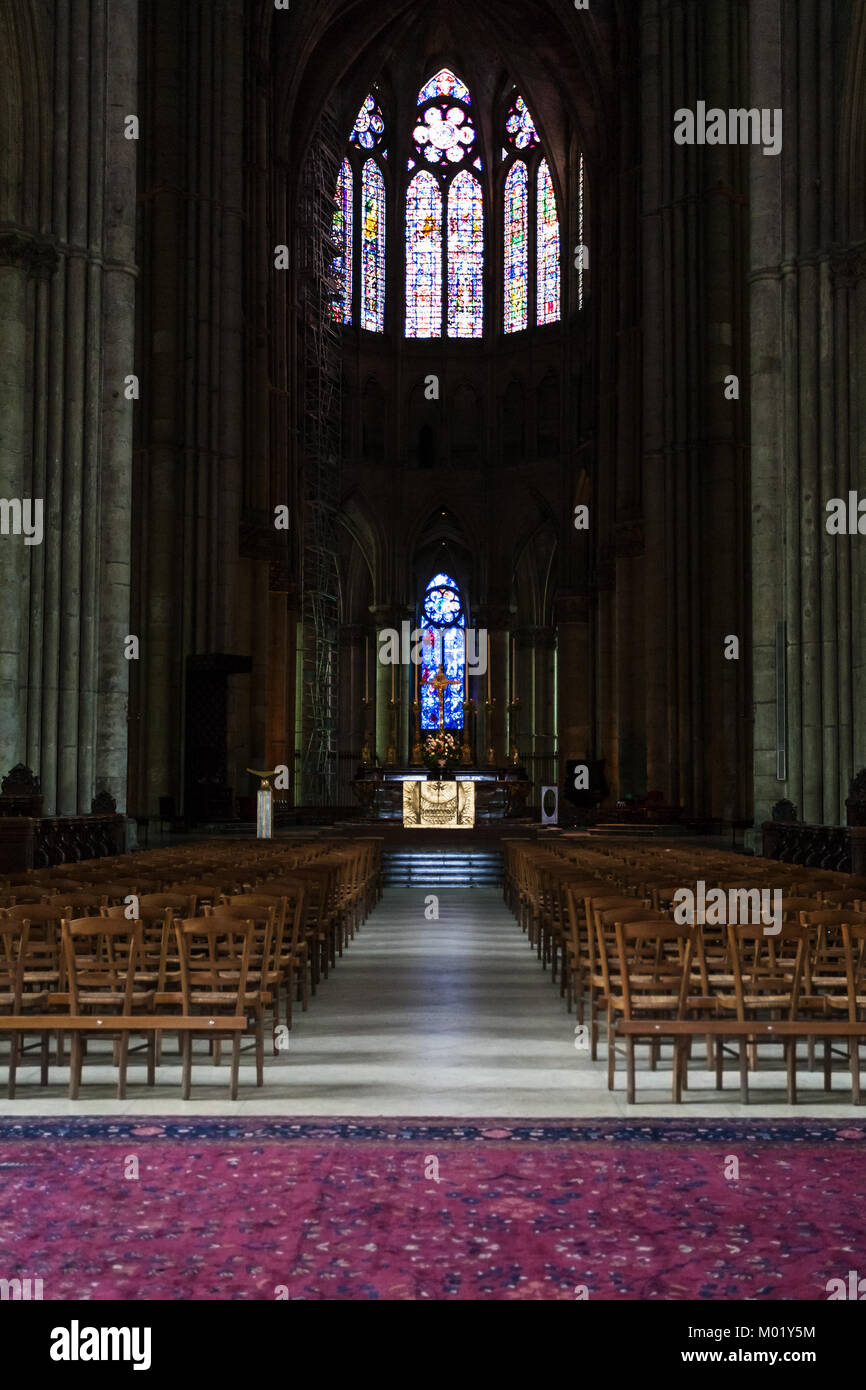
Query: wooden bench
[{"left": 614, "top": 1019, "right": 866, "bottom": 1104}]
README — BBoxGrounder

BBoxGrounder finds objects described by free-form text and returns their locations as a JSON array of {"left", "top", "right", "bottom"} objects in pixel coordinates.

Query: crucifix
[{"left": 427, "top": 665, "right": 461, "bottom": 730}]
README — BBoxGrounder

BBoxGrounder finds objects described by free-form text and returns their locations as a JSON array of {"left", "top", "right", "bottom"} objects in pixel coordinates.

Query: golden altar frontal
[{"left": 402, "top": 779, "right": 476, "bottom": 829}]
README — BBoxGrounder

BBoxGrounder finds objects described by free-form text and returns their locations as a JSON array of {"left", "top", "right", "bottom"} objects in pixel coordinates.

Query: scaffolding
[{"left": 298, "top": 106, "right": 343, "bottom": 805}]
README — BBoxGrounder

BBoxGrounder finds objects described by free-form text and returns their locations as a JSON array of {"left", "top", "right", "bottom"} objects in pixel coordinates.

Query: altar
[
  {"left": 402, "top": 779, "right": 475, "bottom": 828},
  {"left": 352, "top": 657, "right": 531, "bottom": 823},
  {"left": 353, "top": 769, "right": 530, "bottom": 821}
]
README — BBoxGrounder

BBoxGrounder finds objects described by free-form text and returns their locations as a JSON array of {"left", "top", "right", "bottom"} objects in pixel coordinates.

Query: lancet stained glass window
[
  {"left": 420, "top": 572, "right": 466, "bottom": 731},
  {"left": 537, "top": 157, "right": 561, "bottom": 325},
  {"left": 447, "top": 171, "right": 484, "bottom": 338},
  {"left": 361, "top": 159, "right": 386, "bottom": 332},
  {"left": 504, "top": 161, "right": 528, "bottom": 333},
  {"left": 406, "top": 171, "right": 442, "bottom": 337},
  {"left": 332, "top": 158, "right": 353, "bottom": 324}
]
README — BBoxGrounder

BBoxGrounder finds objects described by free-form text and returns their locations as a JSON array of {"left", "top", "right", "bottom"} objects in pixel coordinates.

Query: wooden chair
[
  {"left": 0, "top": 920, "right": 53, "bottom": 1097},
  {"left": 836, "top": 923, "right": 866, "bottom": 1102},
  {"left": 611, "top": 919, "right": 705, "bottom": 1103},
  {"left": 203, "top": 902, "right": 280, "bottom": 1030},
  {"left": 42, "top": 893, "right": 104, "bottom": 917},
  {"left": 713, "top": 922, "right": 809, "bottom": 1103},
  {"left": 173, "top": 918, "right": 264, "bottom": 1100},
  {"left": 61, "top": 918, "right": 156, "bottom": 1099},
  {"left": 220, "top": 892, "right": 308, "bottom": 1027}
]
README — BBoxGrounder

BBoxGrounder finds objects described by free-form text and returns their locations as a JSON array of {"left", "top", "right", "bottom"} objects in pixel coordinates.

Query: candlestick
[{"left": 485, "top": 698, "right": 496, "bottom": 767}]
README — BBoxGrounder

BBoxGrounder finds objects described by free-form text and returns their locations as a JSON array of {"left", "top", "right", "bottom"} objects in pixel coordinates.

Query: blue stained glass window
[
  {"left": 405, "top": 171, "right": 442, "bottom": 338},
  {"left": 447, "top": 171, "right": 484, "bottom": 338},
  {"left": 361, "top": 159, "right": 385, "bottom": 331},
  {"left": 332, "top": 158, "right": 353, "bottom": 324},
  {"left": 537, "top": 157, "right": 561, "bottom": 325},
  {"left": 420, "top": 573, "right": 466, "bottom": 731},
  {"left": 417, "top": 69, "right": 471, "bottom": 105},
  {"left": 504, "top": 161, "right": 528, "bottom": 333}
]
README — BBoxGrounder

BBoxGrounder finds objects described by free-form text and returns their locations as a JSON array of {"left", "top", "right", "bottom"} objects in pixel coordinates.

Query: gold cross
[{"left": 427, "top": 665, "right": 461, "bottom": 730}]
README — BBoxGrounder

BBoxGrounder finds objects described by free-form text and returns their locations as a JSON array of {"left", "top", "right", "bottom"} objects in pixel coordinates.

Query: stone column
[
  {"left": 524, "top": 625, "right": 555, "bottom": 777},
  {"left": 476, "top": 604, "right": 510, "bottom": 765},
  {"left": 370, "top": 604, "right": 397, "bottom": 764},
  {"left": 613, "top": 528, "right": 646, "bottom": 799},
  {"left": 339, "top": 625, "right": 365, "bottom": 762},
  {"left": 749, "top": 0, "right": 786, "bottom": 828},
  {"left": 0, "top": 238, "right": 31, "bottom": 774},
  {"left": 96, "top": 0, "right": 138, "bottom": 814},
  {"left": 556, "top": 595, "right": 590, "bottom": 772}
]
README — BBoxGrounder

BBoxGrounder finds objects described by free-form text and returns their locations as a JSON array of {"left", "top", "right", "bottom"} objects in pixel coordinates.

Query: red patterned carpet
[{"left": 1, "top": 1118, "right": 864, "bottom": 1301}]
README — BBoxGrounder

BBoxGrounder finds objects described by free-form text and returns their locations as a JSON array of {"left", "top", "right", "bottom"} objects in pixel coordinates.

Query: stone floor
[{"left": 4, "top": 887, "right": 861, "bottom": 1116}]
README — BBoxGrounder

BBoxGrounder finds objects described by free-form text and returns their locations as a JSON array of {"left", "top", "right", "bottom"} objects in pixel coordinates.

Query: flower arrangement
[{"left": 422, "top": 730, "right": 461, "bottom": 773}]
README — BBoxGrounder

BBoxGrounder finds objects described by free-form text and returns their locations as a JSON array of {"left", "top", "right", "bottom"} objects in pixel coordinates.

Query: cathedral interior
[
  {"left": 2, "top": 0, "right": 863, "bottom": 842},
  {"left": 3, "top": 0, "right": 866, "bottom": 1320}
]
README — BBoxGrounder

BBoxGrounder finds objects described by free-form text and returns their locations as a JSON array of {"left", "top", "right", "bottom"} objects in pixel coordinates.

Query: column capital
[
  {"left": 475, "top": 603, "right": 512, "bottom": 630},
  {"left": 369, "top": 604, "right": 401, "bottom": 626},
  {"left": 516, "top": 625, "right": 555, "bottom": 651}
]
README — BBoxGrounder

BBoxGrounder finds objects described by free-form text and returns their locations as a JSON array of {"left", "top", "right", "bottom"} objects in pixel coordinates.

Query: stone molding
[{"left": 0, "top": 229, "right": 60, "bottom": 279}]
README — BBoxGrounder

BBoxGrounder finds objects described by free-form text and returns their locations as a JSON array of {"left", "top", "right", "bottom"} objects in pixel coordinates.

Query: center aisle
[{"left": 261, "top": 885, "right": 594, "bottom": 1116}]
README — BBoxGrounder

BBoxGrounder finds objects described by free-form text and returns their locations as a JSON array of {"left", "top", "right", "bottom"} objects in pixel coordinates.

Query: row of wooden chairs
[
  {"left": 0, "top": 834, "right": 382, "bottom": 1098},
  {"left": 503, "top": 837, "right": 866, "bottom": 1103}
]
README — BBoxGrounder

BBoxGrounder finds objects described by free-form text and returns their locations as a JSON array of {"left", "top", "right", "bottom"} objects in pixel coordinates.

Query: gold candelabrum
[
  {"left": 509, "top": 696, "right": 522, "bottom": 766},
  {"left": 411, "top": 699, "right": 423, "bottom": 764},
  {"left": 461, "top": 700, "right": 475, "bottom": 765},
  {"left": 361, "top": 697, "right": 372, "bottom": 766},
  {"left": 484, "top": 698, "right": 496, "bottom": 767},
  {"left": 386, "top": 697, "right": 399, "bottom": 766}
]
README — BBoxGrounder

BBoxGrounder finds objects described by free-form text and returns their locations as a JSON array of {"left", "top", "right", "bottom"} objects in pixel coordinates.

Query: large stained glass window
[
  {"left": 407, "top": 71, "right": 482, "bottom": 337},
  {"left": 405, "top": 171, "right": 442, "bottom": 338},
  {"left": 361, "top": 159, "right": 386, "bottom": 332},
  {"left": 504, "top": 161, "right": 528, "bottom": 333},
  {"left": 332, "top": 158, "right": 353, "bottom": 324},
  {"left": 447, "top": 171, "right": 483, "bottom": 338},
  {"left": 420, "top": 572, "right": 466, "bottom": 731},
  {"left": 537, "top": 157, "right": 561, "bottom": 326}
]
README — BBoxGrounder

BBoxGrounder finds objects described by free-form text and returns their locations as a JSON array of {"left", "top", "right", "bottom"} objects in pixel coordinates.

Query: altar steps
[{"left": 383, "top": 848, "right": 503, "bottom": 887}]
